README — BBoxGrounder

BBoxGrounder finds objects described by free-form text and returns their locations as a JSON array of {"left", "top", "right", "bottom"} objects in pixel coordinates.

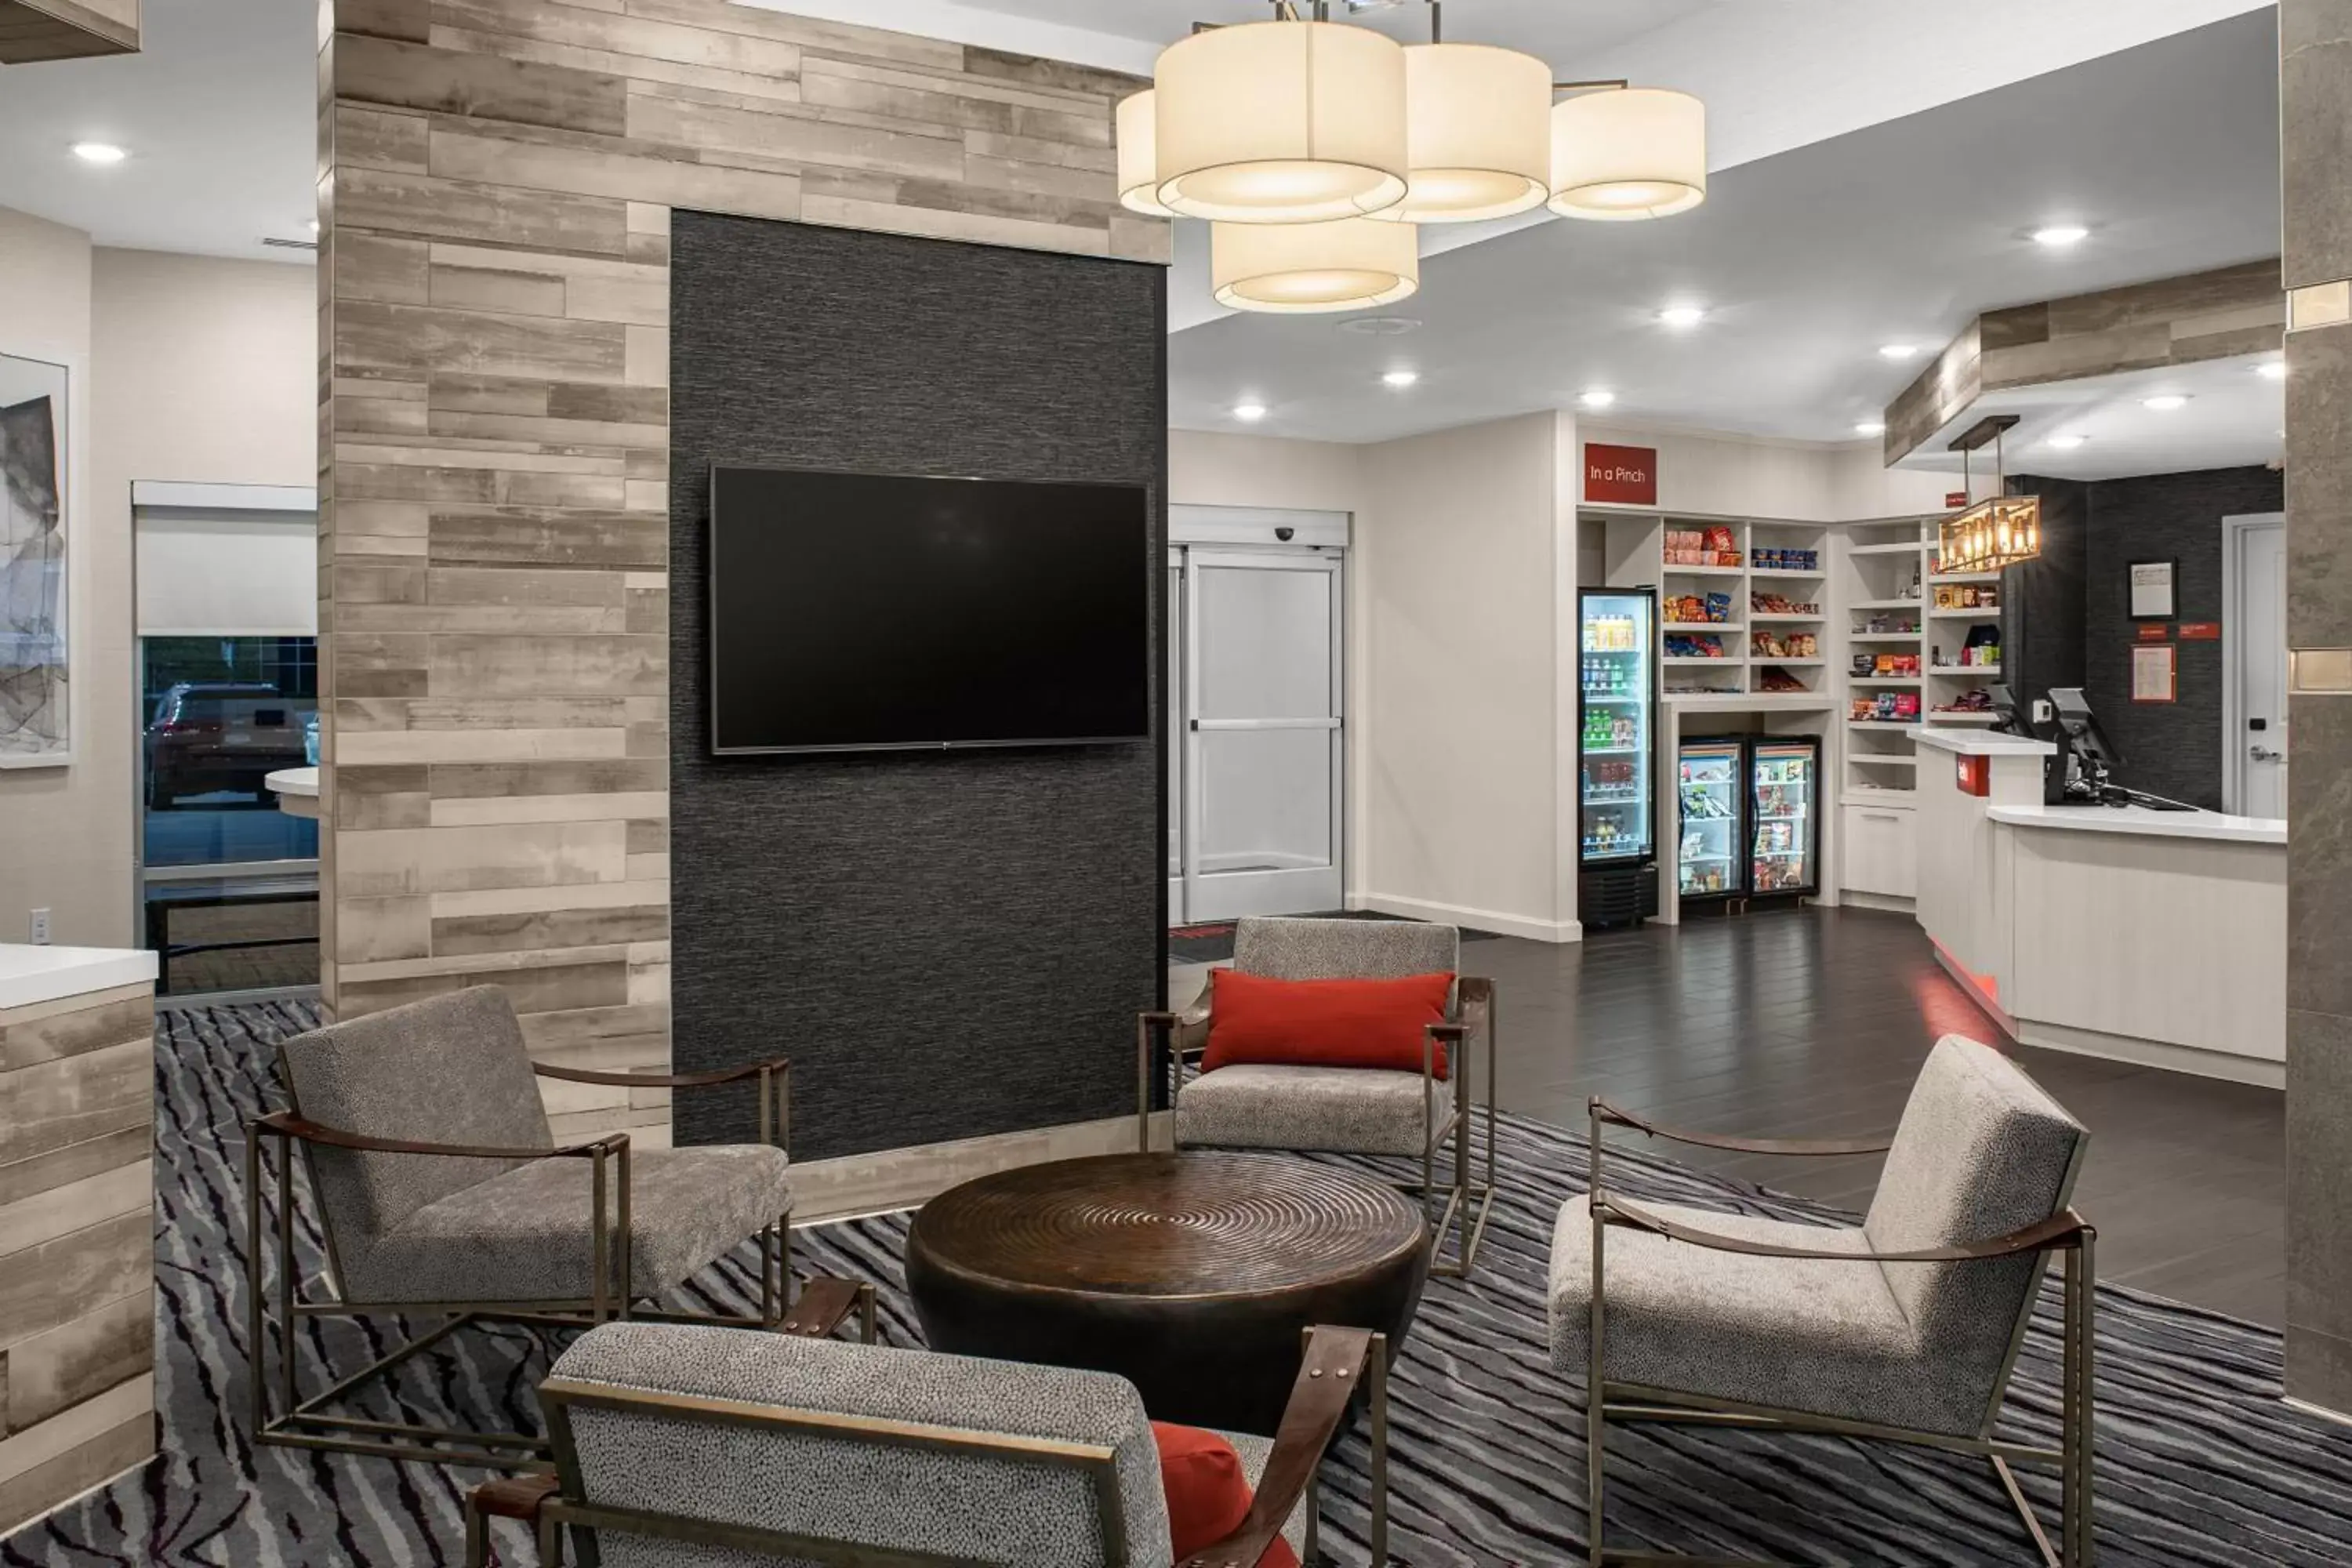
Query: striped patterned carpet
[{"left": 7, "top": 1002, "right": 2350, "bottom": 1566}]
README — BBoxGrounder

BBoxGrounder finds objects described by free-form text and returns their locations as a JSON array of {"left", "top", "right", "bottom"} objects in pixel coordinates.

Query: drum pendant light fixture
[
  {"left": 1154, "top": 20, "right": 1410, "bottom": 223},
  {"left": 1548, "top": 85, "right": 1708, "bottom": 220},
  {"left": 1212, "top": 216, "right": 1420, "bottom": 313},
  {"left": 1366, "top": 41, "right": 1554, "bottom": 224},
  {"left": 1118, "top": 3, "right": 1708, "bottom": 313}
]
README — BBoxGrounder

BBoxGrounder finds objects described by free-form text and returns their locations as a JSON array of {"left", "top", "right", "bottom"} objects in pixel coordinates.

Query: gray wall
[
  {"left": 2079, "top": 465, "right": 2283, "bottom": 811},
  {"left": 2003, "top": 474, "right": 2089, "bottom": 727},
  {"left": 666, "top": 212, "right": 1167, "bottom": 1159}
]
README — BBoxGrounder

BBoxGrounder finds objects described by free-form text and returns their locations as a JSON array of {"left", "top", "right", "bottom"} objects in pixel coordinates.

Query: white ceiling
[
  {"left": 0, "top": 0, "right": 317, "bottom": 263},
  {"left": 1164, "top": 9, "right": 2285, "bottom": 466}
]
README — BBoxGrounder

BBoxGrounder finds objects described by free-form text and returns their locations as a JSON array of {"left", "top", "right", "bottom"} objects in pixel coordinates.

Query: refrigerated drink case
[
  {"left": 1578, "top": 589, "right": 1660, "bottom": 924},
  {"left": 1750, "top": 738, "right": 1820, "bottom": 896},
  {"left": 1677, "top": 739, "right": 1745, "bottom": 900}
]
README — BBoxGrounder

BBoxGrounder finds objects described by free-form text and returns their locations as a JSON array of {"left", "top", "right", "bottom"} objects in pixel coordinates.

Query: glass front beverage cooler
[
  {"left": 1577, "top": 588, "right": 1660, "bottom": 924},
  {"left": 1750, "top": 737, "right": 1821, "bottom": 896},
  {"left": 1677, "top": 738, "right": 1745, "bottom": 902}
]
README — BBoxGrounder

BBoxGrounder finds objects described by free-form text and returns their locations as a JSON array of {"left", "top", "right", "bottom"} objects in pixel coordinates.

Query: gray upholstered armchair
[
  {"left": 461, "top": 1305, "right": 1387, "bottom": 1568},
  {"left": 245, "top": 985, "right": 797, "bottom": 1469},
  {"left": 1141, "top": 916, "right": 1497, "bottom": 1276},
  {"left": 1553, "top": 1034, "right": 2095, "bottom": 1567}
]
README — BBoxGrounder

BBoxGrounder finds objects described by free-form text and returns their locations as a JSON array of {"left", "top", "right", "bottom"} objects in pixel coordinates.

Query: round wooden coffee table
[{"left": 904, "top": 1151, "right": 1428, "bottom": 1436}]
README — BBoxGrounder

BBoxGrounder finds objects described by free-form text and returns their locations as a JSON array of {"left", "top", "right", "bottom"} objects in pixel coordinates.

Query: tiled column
[{"left": 2283, "top": 0, "right": 2352, "bottom": 1416}]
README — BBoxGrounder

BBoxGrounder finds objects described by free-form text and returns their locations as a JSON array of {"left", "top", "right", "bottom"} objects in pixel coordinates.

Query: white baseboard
[
  {"left": 1348, "top": 891, "right": 1581, "bottom": 945},
  {"left": 1841, "top": 890, "right": 1916, "bottom": 915},
  {"left": 2015, "top": 1018, "right": 2285, "bottom": 1091},
  {"left": 785, "top": 1113, "right": 1149, "bottom": 1225}
]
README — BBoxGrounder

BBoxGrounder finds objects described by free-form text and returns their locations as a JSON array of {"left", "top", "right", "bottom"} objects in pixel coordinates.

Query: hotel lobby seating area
[{"left": 5, "top": 1, "right": 2352, "bottom": 1563}]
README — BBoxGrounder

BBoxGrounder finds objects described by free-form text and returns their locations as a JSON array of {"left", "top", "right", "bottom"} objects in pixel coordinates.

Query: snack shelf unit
[
  {"left": 1831, "top": 515, "right": 2007, "bottom": 909},
  {"left": 1650, "top": 518, "right": 1832, "bottom": 700}
]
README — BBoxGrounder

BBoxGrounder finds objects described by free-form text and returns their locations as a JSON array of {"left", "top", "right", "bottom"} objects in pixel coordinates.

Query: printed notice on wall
[{"left": 2132, "top": 643, "right": 2177, "bottom": 703}]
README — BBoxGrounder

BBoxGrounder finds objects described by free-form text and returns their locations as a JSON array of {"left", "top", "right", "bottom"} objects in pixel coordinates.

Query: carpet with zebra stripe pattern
[{"left": 5, "top": 1001, "right": 2348, "bottom": 1566}]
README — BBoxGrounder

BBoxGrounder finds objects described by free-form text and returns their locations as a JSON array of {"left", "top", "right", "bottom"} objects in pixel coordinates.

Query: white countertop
[
  {"left": 265, "top": 766, "right": 318, "bottom": 798},
  {"left": 1907, "top": 726, "right": 2056, "bottom": 757},
  {"left": 1987, "top": 801, "right": 2286, "bottom": 845},
  {"left": 0, "top": 944, "right": 159, "bottom": 1011}
]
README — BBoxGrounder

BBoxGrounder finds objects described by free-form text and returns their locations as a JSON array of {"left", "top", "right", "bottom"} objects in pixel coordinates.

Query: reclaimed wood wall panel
[
  {"left": 0, "top": 984, "right": 155, "bottom": 1539},
  {"left": 320, "top": 0, "right": 1163, "bottom": 1143},
  {"left": 1885, "top": 261, "right": 2284, "bottom": 463}
]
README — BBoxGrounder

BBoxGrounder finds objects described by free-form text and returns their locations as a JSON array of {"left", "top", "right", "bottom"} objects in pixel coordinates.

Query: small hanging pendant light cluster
[
  {"left": 1116, "top": 1, "right": 1707, "bottom": 314},
  {"left": 1937, "top": 416, "right": 2044, "bottom": 575}
]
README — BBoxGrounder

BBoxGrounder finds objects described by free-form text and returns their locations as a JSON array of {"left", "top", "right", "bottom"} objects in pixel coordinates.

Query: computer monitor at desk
[{"left": 2044, "top": 686, "right": 2196, "bottom": 811}]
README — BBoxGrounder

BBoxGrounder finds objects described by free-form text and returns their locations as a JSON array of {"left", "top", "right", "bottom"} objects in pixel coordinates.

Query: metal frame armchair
[
  {"left": 463, "top": 1295, "right": 1385, "bottom": 1568},
  {"left": 245, "top": 985, "right": 798, "bottom": 1471},
  {"left": 1140, "top": 916, "right": 1498, "bottom": 1276},
  {"left": 1553, "top": 1034, "right": 2095, "bottom": 1567}
]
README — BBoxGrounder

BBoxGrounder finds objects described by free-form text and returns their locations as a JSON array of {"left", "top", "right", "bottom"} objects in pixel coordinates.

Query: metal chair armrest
[
  {"left": 1596, "top": 1192, "right": 2095, "bottom": 1261},
  {"left": 1185, "top": 1325, "right": 1376, "bottom": 1568},
  {"left": 534, "top": 1054, "right": 789, "bottom": 1089},
  {"left": 252, "top": 1109, "right": 626, "bottom": 1163},
  {"left": 777, "top": 1276, "right": 873, "bottom": 1340},
  {"left": 1588, "top": 1094, "right": 1893, "bottom": 1157}
]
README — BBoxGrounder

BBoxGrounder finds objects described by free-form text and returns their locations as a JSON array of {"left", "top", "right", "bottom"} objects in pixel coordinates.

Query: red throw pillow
[
  {"left": 1152, "top": 1421, "right": 1302, "bottom": 1568},
  {"left": 1201, "top": 968, "right": 1454, "bottom": 1080}
]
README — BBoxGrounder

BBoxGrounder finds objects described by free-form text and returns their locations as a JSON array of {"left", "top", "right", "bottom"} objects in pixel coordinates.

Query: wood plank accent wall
[
  {"left": 317, "top": 0, "right": 1164, "bottom": 1143},
  {"left": 0, "top": 982, "right": 154, "bottom": 1537},
  {"left": 1885, "top": 260, "right": 2285, "bottom": 462},
  {"left": 0, "top": 0, "right": 137, "bottom": 64}
]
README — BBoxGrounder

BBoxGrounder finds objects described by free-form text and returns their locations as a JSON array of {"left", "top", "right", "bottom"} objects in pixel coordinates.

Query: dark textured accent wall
[
  {"left": 2003, "top": 475, "right": 2089, "bottom": 720},
  {"left": 667, "top": 212, "right": 1167, "bottom": 1159},
  {"left": 2080, "top": 465, "right": 2283, "bottom": 811}
]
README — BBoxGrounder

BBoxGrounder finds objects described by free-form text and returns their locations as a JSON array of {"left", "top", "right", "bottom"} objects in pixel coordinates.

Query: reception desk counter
[{"left": 1910, "top": 728, "right": 2285, "bottom": 1087}]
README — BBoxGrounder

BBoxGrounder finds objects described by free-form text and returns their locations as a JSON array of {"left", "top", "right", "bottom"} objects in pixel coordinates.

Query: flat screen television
[{"left": 706, "top": 465, "right": 1152, "bottom": 755}]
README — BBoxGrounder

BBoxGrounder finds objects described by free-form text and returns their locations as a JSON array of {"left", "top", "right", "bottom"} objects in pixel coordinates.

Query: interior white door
[
  {"left": 1166, "top": 550, "right": 1185, "bottom": 922},
  {"left": 1181, "top": 549, "right": 1344, "bottom": 922},
  {"left": 2234, "top": 519, "right": 2288, "bottom": 819}
]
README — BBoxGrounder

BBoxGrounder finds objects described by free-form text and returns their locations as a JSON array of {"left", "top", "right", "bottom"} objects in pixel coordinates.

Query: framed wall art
[{"left": 0, "top": 350, "right": 71, "bottom": 768}]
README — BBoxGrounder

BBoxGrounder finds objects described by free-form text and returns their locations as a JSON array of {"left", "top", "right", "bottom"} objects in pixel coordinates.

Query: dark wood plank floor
[{"left": 1178, "top": 905, "right": 2286, "bottom": 1326}]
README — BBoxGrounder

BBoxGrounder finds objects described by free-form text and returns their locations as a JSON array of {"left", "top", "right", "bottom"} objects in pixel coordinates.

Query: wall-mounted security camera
[{"left": 1274, "top": 525, "right": 1296, "bottom": 542}]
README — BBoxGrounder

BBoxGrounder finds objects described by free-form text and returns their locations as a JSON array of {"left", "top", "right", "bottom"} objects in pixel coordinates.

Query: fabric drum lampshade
[
  {"left": 1210, "top": 216, "right": 1420, "bottom": 314},
  {"left": 1548, "top": 86, "right": 1708, "bottom": 220},
  {"left": 1367, "top": 42, "right": 1554, "bottom": 224},
  {"left": 1154, "top": 20, "right": 1410, "bottom": 223},
  {"left": 1116, "top": 89, "right": 1174, "bottom": 218}
]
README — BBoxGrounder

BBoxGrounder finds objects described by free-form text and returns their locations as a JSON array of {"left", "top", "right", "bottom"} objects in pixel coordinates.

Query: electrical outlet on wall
[{"left": 29, "top": 908, "right": 52, "bottom": 945}]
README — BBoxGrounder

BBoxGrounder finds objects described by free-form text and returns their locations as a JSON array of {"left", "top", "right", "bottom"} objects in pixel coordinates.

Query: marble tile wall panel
[
  {"left": 2283, "top": 0, "right": 2352, "bottom": 1417},
  {"left": 0, "top": 984, "right": 155, "bottom": 1539},
  {"left": 319, "top": 0, "right": 1162, "bottom": 1132}
]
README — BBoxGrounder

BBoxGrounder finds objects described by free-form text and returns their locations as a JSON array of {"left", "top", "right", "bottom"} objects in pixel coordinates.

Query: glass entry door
[{"left": 1173, "top": 548, "right": 1344, "bottom": 923}]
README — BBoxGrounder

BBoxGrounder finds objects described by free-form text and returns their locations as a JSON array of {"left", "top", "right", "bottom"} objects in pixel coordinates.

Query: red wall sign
[
  {"left": 1584, "top": 442, "right": 1657, "bottom": 506},
  {"left": 2136, "top": 624, "right": 2172, "bottom": 642},
  {"left": 2178, "top": 622, "right": 2222, "bottom": 641},
  {"left": 1945, "top": 490, "right": 1969, "bottom": 509}
]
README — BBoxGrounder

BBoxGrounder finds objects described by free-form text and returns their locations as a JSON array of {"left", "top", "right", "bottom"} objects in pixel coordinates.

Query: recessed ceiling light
[
  {"left": 1878, "top": 343, "right": 1921, "bottom": 361},
  {"left": 1853, "top": 421, "right": 1886, "bottom": 437},
  {"left": 1381, "top": 368, "right": 1420, "bottom": 389},
  {"left": 2031, "top": 224, "right": 2091, "bottom": 248},
  {"left": 71, "top": 142, "right": 127, "bottom": 165},
  {"left": 1232, "top": 401, "right": 1269, "bottom": 423},
  {"left": 2045, "top": 434, "right": 2087, "bottom": 450},
  {"left": 2256, "top": 359, "right": 2288, "bottom": 381},
  {"left": 1578, "top": 389, "right": 1617, "bottom": 409},
  {"left": 1657, "top": 304, "right": 1707, "bottom": 328},
  {"left": 2142, "top": 394, "right": 2189, "bottom": 412},
  {"left": 309, "top": 219, "right": 321, "bottom": 236},
  {"left": 1339, "top": 316, "right": 1421, "bottom": 336}
]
